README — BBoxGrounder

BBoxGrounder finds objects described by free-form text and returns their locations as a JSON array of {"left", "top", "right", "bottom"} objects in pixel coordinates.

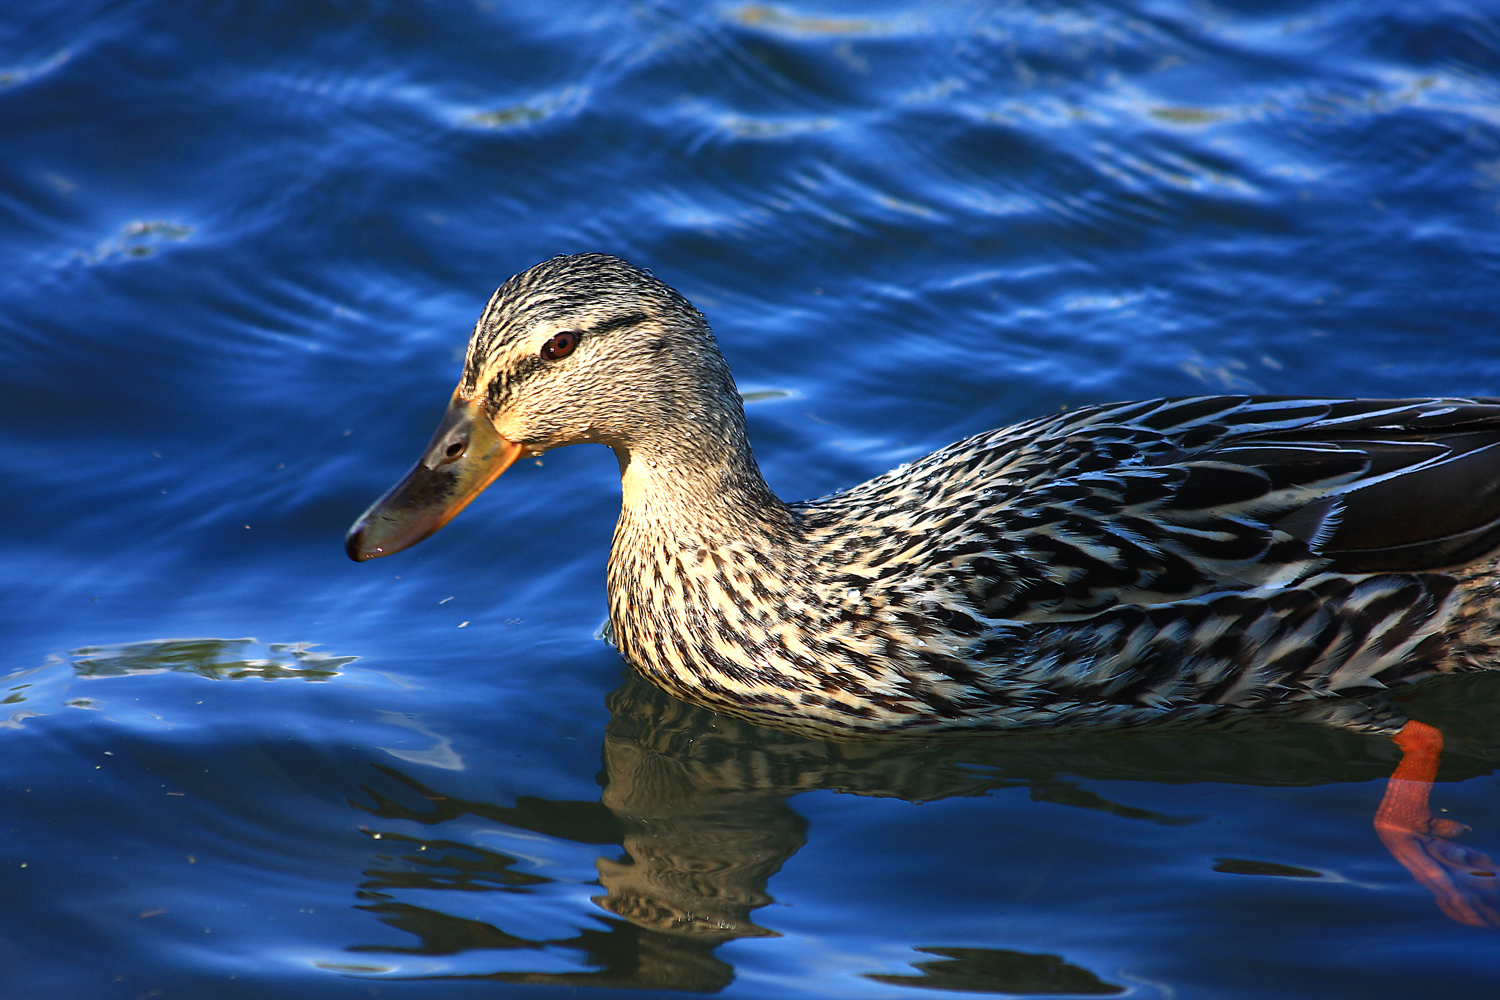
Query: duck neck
[{"left": 611, "top": 409, "right": 794, "bottom": 548}]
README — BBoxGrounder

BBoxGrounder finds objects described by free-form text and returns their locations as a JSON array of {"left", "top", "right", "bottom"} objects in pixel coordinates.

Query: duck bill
[{"left": 345, "top": 393, "right": 524, "bottom": 562}]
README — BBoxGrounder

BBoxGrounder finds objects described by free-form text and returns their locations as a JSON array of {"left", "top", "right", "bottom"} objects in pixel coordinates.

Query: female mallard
[{"left": 348, "top": 253, "right": 1500, "bottom": 923}]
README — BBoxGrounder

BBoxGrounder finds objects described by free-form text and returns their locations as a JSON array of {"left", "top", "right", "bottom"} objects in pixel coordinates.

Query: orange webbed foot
[{"left": 1374, "top": 720, "right": 1500, "bottom": 928}]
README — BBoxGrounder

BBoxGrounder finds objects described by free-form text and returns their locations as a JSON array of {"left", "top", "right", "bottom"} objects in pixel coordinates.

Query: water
[{"left": 3, "top": 0, "right": 1500, "bottom": 995}]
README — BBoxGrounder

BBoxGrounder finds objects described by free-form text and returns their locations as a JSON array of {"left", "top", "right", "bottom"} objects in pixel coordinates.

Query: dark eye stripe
[
  {"left": 591, "top": 311, "right": 649, "bottom": 335},
  {"left": 538, "top": 313, "right": 649, "bottom": 362}
]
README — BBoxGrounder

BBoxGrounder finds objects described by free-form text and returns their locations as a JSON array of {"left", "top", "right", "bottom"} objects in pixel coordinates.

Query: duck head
[{"left": 345, "top": 253, "right": 743, "bottom": 561}]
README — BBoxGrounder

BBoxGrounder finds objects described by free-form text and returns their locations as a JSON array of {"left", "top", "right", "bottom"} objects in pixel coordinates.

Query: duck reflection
[{"left": 342, "top": 672, "right": 1500, "bottom": 990}]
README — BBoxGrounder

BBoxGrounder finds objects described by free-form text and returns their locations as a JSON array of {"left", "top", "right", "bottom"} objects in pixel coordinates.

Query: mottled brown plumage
[
  {"left": 347, "top": 253, "right": 1500, "bottom": 925},
  {"left": 348, "top": 253, "right": 1500, "bottom": 743}
]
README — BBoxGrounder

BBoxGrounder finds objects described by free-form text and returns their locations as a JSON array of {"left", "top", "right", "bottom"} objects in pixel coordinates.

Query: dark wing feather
[
  {"left": 1042, "top": 396, "right": 1500, "bottom": 574},
  {"left": 903, "top": 396, "right": 1500, "bottom": 621},
  {"left": 1319, "top": 434, "right": 1500, "bottom": 571},
  {"left": 1165, "top": 398, "right": 1500, "bottom": 572}
]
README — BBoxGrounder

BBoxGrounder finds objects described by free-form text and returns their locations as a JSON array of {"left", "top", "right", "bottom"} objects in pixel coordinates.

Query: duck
[{"left": 347, "top": 252, "right": 1500, "bottom": 924}]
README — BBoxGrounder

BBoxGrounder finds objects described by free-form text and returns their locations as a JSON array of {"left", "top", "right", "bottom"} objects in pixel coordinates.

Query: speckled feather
[{"left": 457, "top": 255, "right": 1500, "bottom": 741}]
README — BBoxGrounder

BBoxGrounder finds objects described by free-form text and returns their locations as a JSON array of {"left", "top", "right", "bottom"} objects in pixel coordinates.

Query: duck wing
[
  {"left": 1069, "top": 396, "right": 1500, "bottom": 573},
  {"left": 827, "top": 396, "right": 1500, "bottom": 624}
]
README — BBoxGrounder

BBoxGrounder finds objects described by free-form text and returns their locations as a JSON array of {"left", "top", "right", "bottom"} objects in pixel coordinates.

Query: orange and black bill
[{"left": 345, "top": 392, "right": 523, "bottom": 562}]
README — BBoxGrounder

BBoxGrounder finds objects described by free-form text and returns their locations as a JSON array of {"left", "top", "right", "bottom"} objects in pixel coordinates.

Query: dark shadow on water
[
  {"left": 341, "top": 671, "right": 1500, "bottom": 992},
  {"left": 867, "top": 947, "right": 1126, "bottom": 995}
]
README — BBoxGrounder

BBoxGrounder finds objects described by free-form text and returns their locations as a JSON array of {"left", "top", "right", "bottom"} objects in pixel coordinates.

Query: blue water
[{"left": 4, "top": 0, "right": 1500, "bottom": 996}]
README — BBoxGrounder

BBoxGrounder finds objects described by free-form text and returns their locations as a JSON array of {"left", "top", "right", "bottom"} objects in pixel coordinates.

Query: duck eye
[{"left": 541, "top": 331, "right": 578, "bottom": 361}]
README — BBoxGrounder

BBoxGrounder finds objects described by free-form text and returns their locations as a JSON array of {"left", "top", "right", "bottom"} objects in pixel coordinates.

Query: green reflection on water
[
  {"left": 70, "top": 637, "right": 356, "bottom": 681},
  {"left": 0, "top": 637, "right": 360, "bottom": 728}
]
